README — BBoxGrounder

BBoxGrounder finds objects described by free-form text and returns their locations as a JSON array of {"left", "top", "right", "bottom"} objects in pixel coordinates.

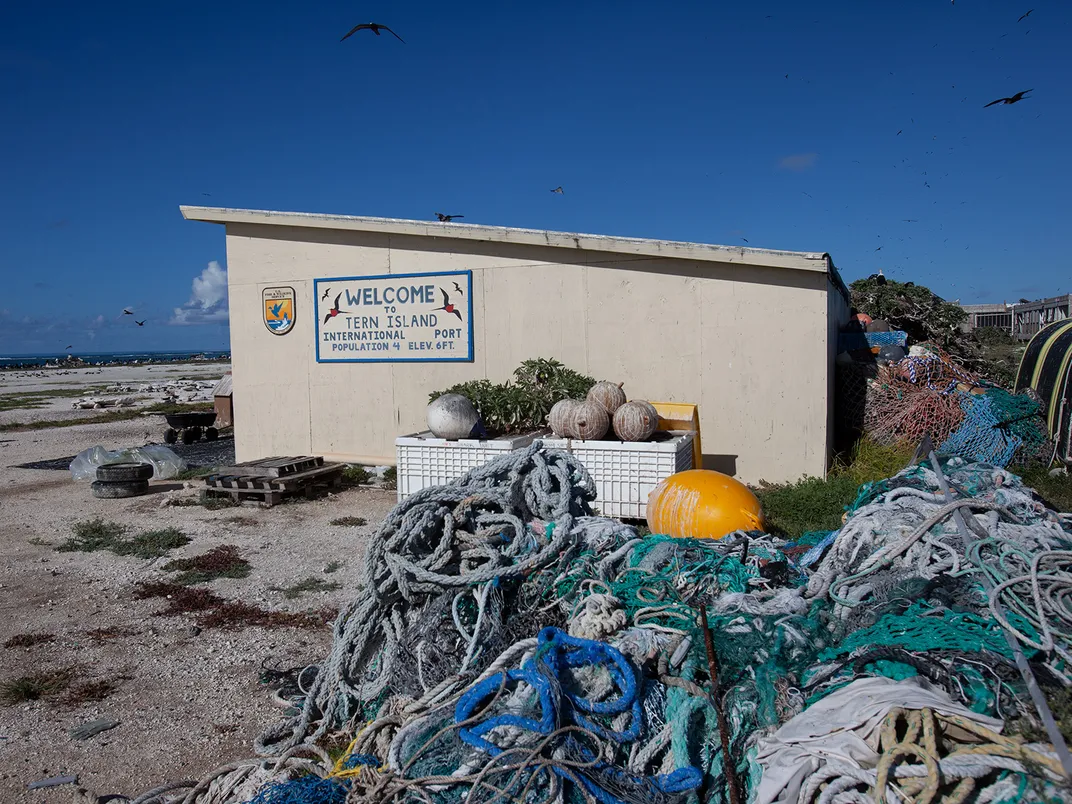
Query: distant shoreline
[{"left": 0, "top": 351, "right": 231, "bottom": 371}]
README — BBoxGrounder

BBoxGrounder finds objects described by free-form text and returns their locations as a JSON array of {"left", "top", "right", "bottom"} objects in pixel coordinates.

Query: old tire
[
  {"left": 204, "top": 427, "right": 219, "bottom": 441},
  {"left": 96, "top": 462, "right": 154, "bottom": 482},
  {"left": 91, "top": 480, "right": 149, "bottom": 499},
  {"left": 164, "top": 428, "right": 178, "bottom": 444},
  {"left": 181, "top": 427, "right": 199, "bottom": 444}
]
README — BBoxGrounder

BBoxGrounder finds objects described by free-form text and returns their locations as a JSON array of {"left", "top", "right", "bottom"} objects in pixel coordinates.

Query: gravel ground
[{"left": 0, "top": 413, "right": 395, "bottom": 802}]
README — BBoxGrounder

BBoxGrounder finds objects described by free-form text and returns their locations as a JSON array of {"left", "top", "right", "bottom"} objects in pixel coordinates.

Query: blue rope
[
  {"left": 455, "top": 627, "right": 702, "bottom": 804},
  {"left": 247, "top": 775, "right": 348, "bottom": 804}
]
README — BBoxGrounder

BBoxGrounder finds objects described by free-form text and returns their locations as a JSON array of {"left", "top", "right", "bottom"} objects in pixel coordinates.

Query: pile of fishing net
[
  {"left": 118, "top": 445, "right": 1072, "bottom": 804},
  {"left": 856, "top": 344, "right": 1052, "bottom": 466}
]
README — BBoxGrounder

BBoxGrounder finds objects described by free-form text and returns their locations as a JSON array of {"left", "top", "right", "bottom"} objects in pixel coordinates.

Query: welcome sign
[{"left": 314, "top": 270, "right": 474, "bottom": 363}]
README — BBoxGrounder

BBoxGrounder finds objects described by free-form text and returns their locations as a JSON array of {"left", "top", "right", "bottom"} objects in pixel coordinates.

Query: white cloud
[
  {"left": 91, "top": 314, "right": 105, "bottom": 327},
  {"left": 170, "top": 261, "right": 229, "bottom": 325},
  {"left": 190, "top": 261, "right": 228, "bottom": 309},
  {"left": 779, "top": 152, "right": 818, "bottom": 171},
  {"left": 171, "top": 306, "right": 229, "bottom": 326}
]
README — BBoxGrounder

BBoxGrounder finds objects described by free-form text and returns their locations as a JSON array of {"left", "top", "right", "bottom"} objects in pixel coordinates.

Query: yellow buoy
[{"left": 647, "top": 470, "right": 764, "bottom": 539}]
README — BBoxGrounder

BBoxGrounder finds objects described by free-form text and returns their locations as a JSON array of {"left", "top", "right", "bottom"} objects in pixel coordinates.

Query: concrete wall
[{"left": 224, "top": 223, "right": 837, "bottom": 484}]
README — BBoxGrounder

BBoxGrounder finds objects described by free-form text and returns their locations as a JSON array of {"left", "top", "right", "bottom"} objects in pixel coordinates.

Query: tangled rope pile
[
  {"left": 849, "top": 344, "right": 1051, "bottom": 466},
  {"left": 120, "top": 446, "right": 1072, "bottom": 804}
]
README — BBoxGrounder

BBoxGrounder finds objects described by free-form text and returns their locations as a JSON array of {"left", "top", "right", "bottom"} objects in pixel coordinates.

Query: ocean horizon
[{"left": 0, "top": 350, "right": 231, "bottom": 368}]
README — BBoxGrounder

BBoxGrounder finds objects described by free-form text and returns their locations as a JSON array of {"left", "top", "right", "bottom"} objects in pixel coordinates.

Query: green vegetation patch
[
  {"left": 269, "top": 577, "right": 342, "bottom": 600},
  {"left": 57, "top": 520, "right": 190, "bottom": 559},
  {"left": 162, "top": 545, "right": 251, "bottom": 585}
]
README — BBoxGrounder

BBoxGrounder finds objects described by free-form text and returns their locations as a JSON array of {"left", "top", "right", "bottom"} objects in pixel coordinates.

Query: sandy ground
[{"left": 0, "top": 370, "right": 395, "bottom": 802}]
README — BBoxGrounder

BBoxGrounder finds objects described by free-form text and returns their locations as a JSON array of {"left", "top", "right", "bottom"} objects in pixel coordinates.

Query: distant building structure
[
  {"left": 960, "top": 303, "right": 1012, "bottom": 334},
  {"left": 1011, "top": 294, "right": 1072, "bottom": 341},
  {"left": 960, "top": 294, "right": 1070, "bottom": 340}
]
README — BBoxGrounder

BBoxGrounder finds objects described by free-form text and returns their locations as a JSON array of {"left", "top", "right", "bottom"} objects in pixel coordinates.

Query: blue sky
[{"left": 1, "top": 0, "right": 1068, "bottom": 355}]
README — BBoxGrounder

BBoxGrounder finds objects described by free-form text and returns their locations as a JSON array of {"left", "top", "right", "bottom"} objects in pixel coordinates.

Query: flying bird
[
  {"left": 65, "top": 345, "right": 72, "bottom": 350},
  {"left": 1018, "top": 9, "right": 1033, "bottom": 22},
  {"left": 323, "top": 293, "right": 350, "bottom": 325},
  {"left": 897, "top": 130, "right": 903, "bottom": 136},
  {"left": 452, "top": 282, "right": 464, "bottom": 295},
  {"left": 435, "top": 213, "right": 463, "bottom": 222},
  {"left": 341, "top": 23, "right": 405, "bottom": 43},
  {"left": 740, "top": 238, "right": 749, "bottom": 243},
  {"left": 135, "top": 320, "right": 147, "bottom": 327},
  {"left": 984, "top": 89, "right": 1032, "bottom": 107},
  {"left": 434, "top": 288, "right": 462, "bottom": 321},
  {"left": 122, "top": 308, "right": 134, "bottom": 315},
  {"left": 875, "top": 247, "right": 883, "bottom": 252},
  {"left": 321, "top": 287, "right": 331, "bottom": 301},
  {"left": 551, "top": 186, "right": 564, "bottom": 194}
]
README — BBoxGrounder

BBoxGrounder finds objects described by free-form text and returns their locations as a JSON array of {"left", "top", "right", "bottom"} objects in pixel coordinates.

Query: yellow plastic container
[
  {"left": 650, "top": 402, "right": 702, "bottom": 470},
  {"left": 647, "top": 469, "right": 764, "bottom": 539}
]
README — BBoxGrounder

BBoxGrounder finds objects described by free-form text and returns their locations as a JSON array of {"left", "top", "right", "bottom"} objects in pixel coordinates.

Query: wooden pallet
[
  {"left": 213, "top": 455, "right": 325, "bottom": 478},
  {"left": 205, "top": 461, "right": 344, "bottom": 507}
]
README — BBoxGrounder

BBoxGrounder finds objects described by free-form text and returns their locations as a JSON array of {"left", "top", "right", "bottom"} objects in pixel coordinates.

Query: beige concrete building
[{"left": 181, "top": 206, "right": 850, "bottom": 484}]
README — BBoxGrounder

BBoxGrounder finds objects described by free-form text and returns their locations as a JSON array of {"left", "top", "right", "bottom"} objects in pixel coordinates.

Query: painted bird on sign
[
  {"left": 453, "top": 282, "right": 463, "bottom": 295},
  {"left": 434, "top": 288, "right": 463, "bottom": 321},
  {"left": 323, "top": 293, "right": 350, "bottom": 325},
  {"left": 321, "top": 287, "right": 331, "bottom": 301},
  {"left": 269, "top": 302, "right": 284, "bottom": 318}
]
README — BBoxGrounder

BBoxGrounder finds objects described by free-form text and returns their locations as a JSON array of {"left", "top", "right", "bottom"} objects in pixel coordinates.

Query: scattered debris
[
  {"left": 69, "top": 444, "right": 187, "bottom": 481},
  {"left": 70, "top": 717, "right": 119, "bottom": 741},
  {"left": 27, "top": 774, "right": 78, "bottom": 790}
]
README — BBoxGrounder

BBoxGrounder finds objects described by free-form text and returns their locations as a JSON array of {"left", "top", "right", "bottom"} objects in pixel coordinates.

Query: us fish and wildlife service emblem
[{"left": 263, "top": 287, "right": 296, "bottom": 335}]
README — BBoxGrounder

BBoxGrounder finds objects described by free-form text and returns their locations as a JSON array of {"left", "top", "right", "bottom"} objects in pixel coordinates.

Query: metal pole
[
  {"left": 698, "top": 606, "right": 742, "bottom": 804},
  {"left": 926, "top": 449, "right": 1072, "bottom": 778}
]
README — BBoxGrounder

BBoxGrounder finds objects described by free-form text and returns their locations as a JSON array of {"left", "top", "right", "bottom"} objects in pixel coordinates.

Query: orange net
[{"left": 864, "top": 373, "right": 967, "bottom": 446}]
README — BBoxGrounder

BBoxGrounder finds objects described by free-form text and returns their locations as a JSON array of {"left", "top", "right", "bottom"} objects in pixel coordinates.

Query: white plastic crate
[
  {"left": 395, "top": 431, "right": 543, "bottom": 499},
  {"left": 565, "top": 432, "right": 695, "bottom": 519}
]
